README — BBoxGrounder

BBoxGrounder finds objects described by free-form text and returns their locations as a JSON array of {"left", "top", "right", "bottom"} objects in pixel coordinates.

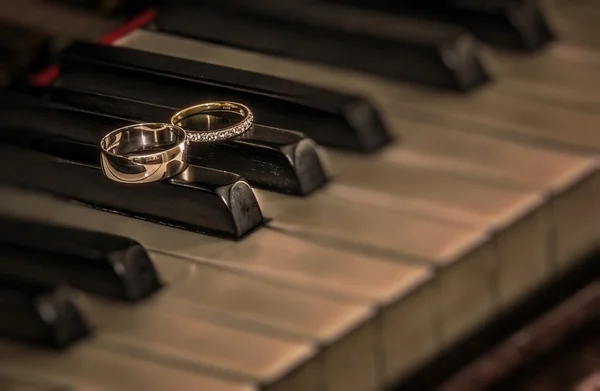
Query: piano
[{"left": 0, "top": 0, "right": 598, "bottom": 390}]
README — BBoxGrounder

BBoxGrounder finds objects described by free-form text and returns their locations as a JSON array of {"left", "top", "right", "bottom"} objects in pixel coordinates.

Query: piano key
[
  {"left": 0, "top": 21, "right": 51, "bottom": 86},
  {"left": 0, "top": 216, "right": 161, "bottom": 301},
  {"left": 155, "top": 262, "right": 379, "bottom": 391},
  {"left": 0, "top": 341, "right": 254, "bottom": 391},
  {"left": 0, "top": 368, "right": 102, "bottom": 391},
  {"left": 15, "top": 86, "right": 328, "bottom": 195},
  {"left": 0, "top": 189, "right": 382, "bottom": 391},
  {"left": 118, "top": 29, "right": 599, "bottom": 272},
  {"left": 56, "top": 41, "right": 391, "bottom": 152},
  {"left": 326, "top": 152, "right": 553, "bottom": 305},
  {"left": 46, "top": 0, "right": 154, "bottom": 15},
  {"left": 0, "top": 278, "right": 89, "bottom": 349},
  {"left": 385, "top": 116, "right": 596, "bottom": 190},
  {"left": 257, "top": 190, "right": 501, "bottom": 340},
  {"left": 484, "top": 46, "right": 600, "bottom": 110},
  {"left": 0, "top": 144, "right": 263, "bottom": 239},
  {"left": 322, "top": 0, "right": 555, "bottom": 51},
  {"left": 159, "top": 231, "right": 435, "bottom": 382},
  {"left": 0, "top": 186, "right": 437, "bottom": 386},
  {"left": 71, "top": 294, "right": 320, "bottom": 391},
  {"left": 153, "top": 2, "right": 490, "bottom": 91},
  {"left": 542, "top": 0, "right": 600, "bottom": 50}
]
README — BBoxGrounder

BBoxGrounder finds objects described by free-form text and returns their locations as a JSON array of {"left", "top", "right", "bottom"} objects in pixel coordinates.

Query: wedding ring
[
  {"left": 100, "top": 123, "right": 189, "bottom": 184},
  {"left": 170, "top": 101, "right": 254, "bottom": 143}
]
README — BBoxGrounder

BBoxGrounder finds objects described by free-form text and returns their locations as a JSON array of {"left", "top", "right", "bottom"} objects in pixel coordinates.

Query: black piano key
[
  {"left": 44, "top": 0, "right": 161, "bottom": 15},
  {"left": 6, "top": 87, "right": 327, "bottom": 196},
  {"left": 152, "top": 1, "right": 490, "bottom": 91},
  {"left": 0, "top": 216, "right": 161, "bottom": 301},
  {"left": 0, "top": 21, "right": 52, "bottom": 86},
  {"left": 0, "top": 142, "right": 263, "bottom": 239},
  {"left": 57, "top": 42, "right": 390, "bottom": 152},
  {"left": 0, "top": 277, "right": 89, "bottom": 349},
  {"left": 322, "top": 0, "right": 555, "bottom": 51}
]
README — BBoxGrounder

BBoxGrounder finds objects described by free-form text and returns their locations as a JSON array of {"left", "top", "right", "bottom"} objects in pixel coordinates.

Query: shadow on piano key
[{"left": 12, "top": 85, "right": 329, "bottom": 196}]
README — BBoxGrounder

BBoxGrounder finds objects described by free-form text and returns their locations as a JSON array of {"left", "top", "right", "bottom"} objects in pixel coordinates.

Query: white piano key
[
  {"left": 542, "top": 0, "right": 600, "bottom": 50},
  {"left": 387, "top": 116, "right": 596, "bottom": 191},
  {"left": 486, "top": 46, "right": 600, "bottom": 110},
  {"left": 0, "top": 341, "right": 254, "bottom": 391},
  {"left": 194, "top": 229, "right": 435, "bottom": 382},
  {"left": 73, "top": 294, "right": 318, "bottom": 391},
  {"left": 0, "top": 368, "right": 103, "bottom": 391},
  {"left": 158, "top": 259, "right": 377, "bottom": 391},
  {"left": 256, "top": 189, "right": 496, "bottom": 346},
  {"left": 327, "top": 153, "right": 553, "bottom": 306}
]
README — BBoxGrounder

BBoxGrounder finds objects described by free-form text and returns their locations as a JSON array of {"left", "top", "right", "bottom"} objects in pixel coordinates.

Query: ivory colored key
[
  {"left": 0, "top": 368, "right": 103, "bottom": 391},
  {"left": 0, "top": 341, "right": 254, "bottom": 391},
  {"left": 385, "top": 97, "right": 600, "bottom": 272},
  {"left": 72, "top": 292, "right": 318, "bottom": 391},
  {"left": 156, "top": 260, "right": 377, "bottom": 391},
  {"left": 542, "top": 0, "right": 600, "bottom": 50},
  {"left": 387, "top": 116, "right": 596, "bottom": 190},
  {"left": 0, "top": 189, "right": 378, "bottom": 391},
  {"left": 255, "top": 189, "right": 495, "bottom": 347},
  {"left": 188, "top": 229, "right": 435, "bottom": 383},
  {"left": 385, "top": 117, "right": 600, "bottom": 277},
  {"left": 327, "top": 153, "right": 551, "bottom": 306},
  {"left": 485, "top": 46, "right": 600, "bottom": 109}
]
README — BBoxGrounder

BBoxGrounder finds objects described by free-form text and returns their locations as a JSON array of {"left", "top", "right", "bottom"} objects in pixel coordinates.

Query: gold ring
[
  {"left": 170, "top": 101, "right": 254, "bottom": 143},
  {"left": 100, "top": 123, "right": 190, "bottom": 184}
]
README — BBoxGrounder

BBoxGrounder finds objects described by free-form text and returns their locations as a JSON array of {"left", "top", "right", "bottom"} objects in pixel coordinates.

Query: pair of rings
[{"left": 100, "top": 102, "right": 254, "bottom": 184}]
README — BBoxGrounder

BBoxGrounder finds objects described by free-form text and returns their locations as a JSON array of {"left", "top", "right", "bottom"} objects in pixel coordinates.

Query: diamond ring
[{"left": 170, "top": 101, "right": 254, "bottom": 143}]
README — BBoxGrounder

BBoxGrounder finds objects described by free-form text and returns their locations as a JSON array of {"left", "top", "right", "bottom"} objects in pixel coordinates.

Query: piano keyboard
[{"left": 0, "top": 0, "right": 598, "bottom": 390}]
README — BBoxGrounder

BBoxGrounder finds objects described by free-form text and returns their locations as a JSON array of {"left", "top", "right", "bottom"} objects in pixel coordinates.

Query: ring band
[
  {"left": 170, "top": 101, "right": 254, "bottom": 143},
  {"left": 100, "top": 123, "right": 189, "bottom": 184}
]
